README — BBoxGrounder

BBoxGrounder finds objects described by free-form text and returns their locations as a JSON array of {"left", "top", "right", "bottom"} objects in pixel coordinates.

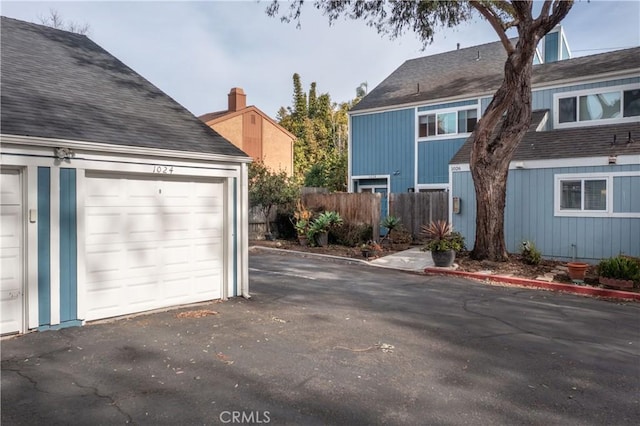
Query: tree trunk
[{"left": 470, "top": 29, "right": 538, "bottom": 261}]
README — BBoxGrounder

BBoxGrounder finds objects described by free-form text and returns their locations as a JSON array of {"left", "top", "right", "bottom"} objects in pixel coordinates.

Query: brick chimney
[{"left": 228, "top": 87, "right": 246, "bottom": 112}]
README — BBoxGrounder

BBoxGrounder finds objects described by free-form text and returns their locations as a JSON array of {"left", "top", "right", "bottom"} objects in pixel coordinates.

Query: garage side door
[
  {"left": 84, "top": 173, "right": 224, "bottom": 321},
  {"left": 1, "top": 169, "right": 23, "bottom": 334}
]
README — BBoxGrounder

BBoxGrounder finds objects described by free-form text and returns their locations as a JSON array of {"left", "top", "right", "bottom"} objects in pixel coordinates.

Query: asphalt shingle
[
  {"left": 0, "top": 16, "right": 248, "bottom": 158},
  {"left": 352, "top": 38, "right": 640, "bottom": 113},
  {"left": 450, "top": 110, "right": 640, "bottom": 164}
]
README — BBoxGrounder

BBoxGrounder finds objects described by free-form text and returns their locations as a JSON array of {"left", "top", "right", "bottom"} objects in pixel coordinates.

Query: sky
[{"left": 2, "top": 1, "right": 639, "bottom": 118}]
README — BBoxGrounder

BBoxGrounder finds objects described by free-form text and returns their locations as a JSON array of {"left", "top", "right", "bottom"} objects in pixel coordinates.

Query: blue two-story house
[{"left": 349, "top": 27, "right": 639, "bottom": 261}]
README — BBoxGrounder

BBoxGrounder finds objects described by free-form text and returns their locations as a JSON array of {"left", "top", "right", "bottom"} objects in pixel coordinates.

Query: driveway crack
[{"left": 71, "top": 379, "right": 133, "bottom": 424}]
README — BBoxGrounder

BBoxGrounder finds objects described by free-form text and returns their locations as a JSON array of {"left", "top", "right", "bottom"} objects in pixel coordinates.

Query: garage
[
  {"left": 1, "top": 17, "right": 250, "bottom": 333},
  {"left": 0, "top": 168, "right": 24, "bottom": 334},
  {"left": 83, "top": 172, "right": 226, "bottom": 321}
]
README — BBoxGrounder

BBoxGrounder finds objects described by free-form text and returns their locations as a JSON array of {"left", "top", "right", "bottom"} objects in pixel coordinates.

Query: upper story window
[
  {"left": 418, "top": 108, "right": 477, "bottom": 138},
  {"left": 554, "top": 84, "right": 640, "bottom": 129}
]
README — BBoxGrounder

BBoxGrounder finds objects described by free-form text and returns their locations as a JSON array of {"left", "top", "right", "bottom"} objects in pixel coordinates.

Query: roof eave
[{"left": 0, "top": 134, "right": 253, "bottom": 164}]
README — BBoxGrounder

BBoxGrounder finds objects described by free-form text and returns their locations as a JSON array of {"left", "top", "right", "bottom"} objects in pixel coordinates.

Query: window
[
  {"left": 418, "top": 107, "right": 477, "bottom": 138},
  {"left": 560, "top": 179, "right": 606, "bottom": 211},
  {"left": 555, "top": 172, "right": 640, "bottom": 218},
  {"left": 555, "top": 85, "right": 640, "bottom": 128}
]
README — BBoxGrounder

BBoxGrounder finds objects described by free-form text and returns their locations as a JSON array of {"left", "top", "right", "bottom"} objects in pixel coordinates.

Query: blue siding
[
  {"left": 613, "top": 176, "right": 640, "bottom": 213},
  {"left": 351, "top": 109, "right": 415, "bottom": 193},
  {"left": 37, "top": 167, "right": 51, "bottom": 326},
  {"left": 480, "top": 97, "right": 492, "bottom": 114},
  {"left": 418, "top": 138, "right": 467, "bottom": 184},
  {"left": 452, "top": 164, "right": 640, "bottom": 262},
  {"left": 59, "top": 169, "right": 77, "bottom": 323},
  {"left": 418, "top": 100, "right": 477, "bottom": 112}
]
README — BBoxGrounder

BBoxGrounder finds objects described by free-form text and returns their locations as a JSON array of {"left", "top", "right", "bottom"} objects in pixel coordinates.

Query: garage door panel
[
  {"left": 194, "top": 272, "right": 221, "bottom": 295},
  {"left": 0, "top": 170, "right": 21, "bottom": 204},
  {"left": 85, "top": 174, "right": 224, "bottom": 321},
  {"left": 0, "top": 206, "right": 22, "bottom": 248}
]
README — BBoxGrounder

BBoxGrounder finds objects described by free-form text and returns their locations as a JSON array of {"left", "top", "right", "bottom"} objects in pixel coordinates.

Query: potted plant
[
  {"left": 292, "top": 200, "right": 312, "bottom": 246},
  {"left": 566, "top": 261, "right": 589, "bottom": 283},
  {"left": 360, "top": 241, "right": 382, "bottom": 260},
  {"left": 309, "top": 211, "right": 343, "bottom": 247},
  {"left": 420, "top": 220, "right": 465, "bottom": 267},
  {"left": 294, "top": 219, "right": 310, "bottom": 246},
  {"left": 597, "top": 256, "right": 640, "bottom": 290}
]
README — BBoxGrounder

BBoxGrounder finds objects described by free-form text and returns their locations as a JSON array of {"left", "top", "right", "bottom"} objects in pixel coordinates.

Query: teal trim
[
  {"left": 233, "top": 178, "right": 238, "bottom": 297},
  {"left": 59, "top": 168, "right": 77, "bottom": 322},
  {"left": 37, "top": 167, "right": 51, "bottom": 326},
  {"left": 418, "top": 100, "right": 477, "bottom": 112},
  {"left": 38, "top": 320, "right": 82, "bottom": 331}
]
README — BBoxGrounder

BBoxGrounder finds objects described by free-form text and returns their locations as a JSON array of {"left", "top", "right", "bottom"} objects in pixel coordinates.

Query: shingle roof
[
  {"left": 0, "top": 17, "right": 248, "bottom": 158},
  {"left": 450, "top": 110, "right": 640, "bottom": 164},
  {"left": 352, "top": 39, "right": 640, "bottom": 112}
]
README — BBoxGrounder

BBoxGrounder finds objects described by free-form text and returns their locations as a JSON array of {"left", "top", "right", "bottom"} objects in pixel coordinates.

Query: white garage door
[
  {"left": 1, "top": 169, "right": 23, "bottom": 334},
  {"left": 84, "top": 172, "right": 224, "bottom": 321}
]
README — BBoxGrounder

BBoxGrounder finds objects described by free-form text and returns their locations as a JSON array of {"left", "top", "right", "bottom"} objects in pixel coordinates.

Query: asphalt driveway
[{"left": 2, "top": 249, "right": 639, "bottom": 425}]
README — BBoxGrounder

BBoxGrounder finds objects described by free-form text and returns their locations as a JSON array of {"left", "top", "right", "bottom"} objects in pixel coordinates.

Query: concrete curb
[
  {"left": 249, "top": 245, "right": 371, "bottom": 267},
  {"left": 424, "top": 267, "right": 640, "bottom": 302}
]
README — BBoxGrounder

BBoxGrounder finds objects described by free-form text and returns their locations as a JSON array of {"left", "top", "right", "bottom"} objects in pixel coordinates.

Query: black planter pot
[
  {"left": 431, "top": 249, "right": 456, "bottom": 267},
  {"left": 316, "top": 231, "right": 329, "bottom": 247}
]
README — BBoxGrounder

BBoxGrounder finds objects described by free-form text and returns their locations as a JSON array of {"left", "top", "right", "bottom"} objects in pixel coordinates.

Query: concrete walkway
[{"left": 368, "top": 247, "right": 434, "bottom": 272}]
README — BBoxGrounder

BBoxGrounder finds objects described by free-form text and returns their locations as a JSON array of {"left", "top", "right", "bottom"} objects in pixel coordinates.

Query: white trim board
[
  {"left": 451, "top": 155, "right": 640, "bottom": 172},
  {"left": 0, "top": 134, "right": 252, "bottom": 164}
]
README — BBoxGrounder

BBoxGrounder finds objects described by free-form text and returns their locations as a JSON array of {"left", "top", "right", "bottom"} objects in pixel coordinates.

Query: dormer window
[{"left": 554, "top": 84, "right": 640, "bottom": 128}]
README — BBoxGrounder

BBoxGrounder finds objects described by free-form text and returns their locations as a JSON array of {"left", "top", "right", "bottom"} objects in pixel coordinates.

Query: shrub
[
  {"left": 389, "top": 225, "right": 413, "bottom": 247},
  {"left": 331, "top": 223, "right": 373, "bottom": 247},
  {"left": 521, "top": 241, "right": 542, "bottom": 265},
  {"left": 597, "top": 256, "right": 640, "bottom": 283}
]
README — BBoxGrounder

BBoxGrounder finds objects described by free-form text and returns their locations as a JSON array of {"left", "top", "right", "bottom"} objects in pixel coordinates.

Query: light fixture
[{"left": 54, "top": 147, "right": 74, "bottom": 160}]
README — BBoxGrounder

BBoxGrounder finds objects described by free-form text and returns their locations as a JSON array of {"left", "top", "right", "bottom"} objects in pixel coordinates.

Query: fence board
[{"left": 390, "top": 192, "right": 449, "bottom": 239}]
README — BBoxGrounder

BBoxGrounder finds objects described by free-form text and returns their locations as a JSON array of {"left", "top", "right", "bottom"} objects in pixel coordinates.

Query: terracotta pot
[{"left": 567, "top": 262, "right": 589, "bottom": 282}]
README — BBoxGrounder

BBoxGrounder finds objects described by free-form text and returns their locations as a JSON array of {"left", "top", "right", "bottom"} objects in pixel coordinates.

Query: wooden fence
[
  {"left": 389, "top": 192, "right": 449, "bottom": 240},
  {"left": 249, "top": 191, "right": 448, "bottom": 241},
  {"left": 302, "top": 192, "right": 381, "bottom": 240}
]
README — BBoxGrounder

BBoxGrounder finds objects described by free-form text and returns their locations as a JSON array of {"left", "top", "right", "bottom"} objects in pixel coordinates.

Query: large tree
[{"left": 267, "top": 0, "right": 574, "bottom": 261}]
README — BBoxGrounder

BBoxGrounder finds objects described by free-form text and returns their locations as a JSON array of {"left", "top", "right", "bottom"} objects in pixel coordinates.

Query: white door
[
  {"left": 84, "top": 172, "right": 224, "bottom": 321},
  {"left": 1, "top": 169, "right": 23, "bottom": 334}
]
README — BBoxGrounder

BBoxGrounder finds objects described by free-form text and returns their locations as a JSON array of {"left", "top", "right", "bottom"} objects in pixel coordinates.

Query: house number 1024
[{"left": 152, "top": 165, "right": 174, "bottom": 174}]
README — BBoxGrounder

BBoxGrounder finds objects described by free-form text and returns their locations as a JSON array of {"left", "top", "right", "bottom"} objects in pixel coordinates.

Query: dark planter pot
[
  {"left": 599, "top": 276, "right": 635, "bottom": 290},
  {"left": 431, "top": 249, "right": 456, "bottom": 267},
  {"left": 264, "top": 233, "right": 276, "bottom": 241},
  {"left": 298, "top": 235, "right": 309, "bottom": 247},
  {"left": 316, "top": 231, "right": 329, "bottom": 247}
]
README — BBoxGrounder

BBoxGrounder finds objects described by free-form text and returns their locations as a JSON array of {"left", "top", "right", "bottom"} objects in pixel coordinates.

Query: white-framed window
[
  {"left": 417, "top": 107, "right": 478, "bottom": 139},
  {"left": 554, "top": 172, "right": 640, "bottom": 218},
  {"left": 554, "top": 83, "right": 640, "bottom": 129}
]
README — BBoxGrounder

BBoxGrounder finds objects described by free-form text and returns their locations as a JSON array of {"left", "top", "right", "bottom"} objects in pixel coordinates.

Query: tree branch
[{"left": 469, "top": 1, "right": 514, "bottom": 54}]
